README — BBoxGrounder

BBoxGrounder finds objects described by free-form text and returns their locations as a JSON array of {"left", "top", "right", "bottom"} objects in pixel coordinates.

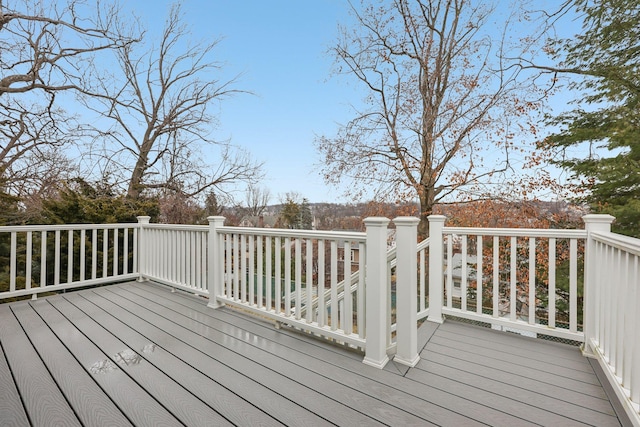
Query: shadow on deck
[{"left": 0, "top": 281, "right": 629, "bottom": 426}]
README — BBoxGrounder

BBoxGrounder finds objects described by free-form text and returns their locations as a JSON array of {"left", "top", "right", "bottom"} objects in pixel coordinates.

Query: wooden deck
[{"left": 0, "top": 281, "right": 628, "bottom": 427}]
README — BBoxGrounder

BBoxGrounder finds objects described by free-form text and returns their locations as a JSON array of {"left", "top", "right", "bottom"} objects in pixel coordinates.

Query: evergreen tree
[
  {"left": 544, "top": 0, "right": 640, "bottom": 236},
  {"left": 299, "top": 198, "right": 313, "bottom": 230},
  {"left": 279, "top": 198, "right": 301, "bottom": 229}
]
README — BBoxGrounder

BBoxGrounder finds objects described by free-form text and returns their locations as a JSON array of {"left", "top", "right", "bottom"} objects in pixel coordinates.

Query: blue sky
[
  {"left": 125, "top": 1, "right": 580, "bottom": 204},
  {"left": 127, "top": 1, "right": 359, "bottom": 203}
]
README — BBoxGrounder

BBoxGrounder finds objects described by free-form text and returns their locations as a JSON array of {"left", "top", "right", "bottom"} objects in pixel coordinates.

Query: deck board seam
[
  {"left": 414, "top": 356, "right": 619, "bottom": 424},
  {"left": 87, "top": 288, "right": 359, "bottom": 426},
  {"left": 115, "top": 284, "right": 534, "bottom": 426},
  {"left": 100, "top": 286, "right": 441, "bottom": 426},
  {"left": 0, "top": 326, "right": 31, "bottom": 426},
  {"left": 44, "top": 296, "right": 193, "bottom": 426},
  {"left": 10, "top": 304, "right": 84, "bottom": 425}
]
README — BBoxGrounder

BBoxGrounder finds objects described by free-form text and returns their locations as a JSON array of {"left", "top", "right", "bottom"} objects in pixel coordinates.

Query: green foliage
[
  {"left": 277, "top": 197, "right": 313, "bottom": 230},
  {"left": 545, "top": 0, "right": 640, "bottom": 236},
  {"left": 35, "top": 179, "right": 159, "bottom": 225}
]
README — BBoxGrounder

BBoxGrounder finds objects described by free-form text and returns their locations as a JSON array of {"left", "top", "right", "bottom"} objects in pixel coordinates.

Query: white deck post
[
  {"left": 582, "top": 214, "right": 615, "bottom": 357},
  {"left": 136, "top": 216, "right": 151, "bottom": 281},
  {"left": 393, "top": 216, "right": 421, "bottom": 367},
  {"left": 428, "top": 215, "right": 446, "bottom": 324},
  {"left": 207, "top": 216, "right": 226, "bottom": 309},
  {"left": 363, "top": 217, "right": 390, "bottom": 369}
]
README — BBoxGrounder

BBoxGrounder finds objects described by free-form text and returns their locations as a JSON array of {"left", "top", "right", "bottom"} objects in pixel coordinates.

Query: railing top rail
[
  {"left": 443, "top": 226, "right": 587, "bottom": 239},
  {"left": 218, "top": 226, "right": 367, "bottom": 242},
  {"left": 143, "top": 224, "right": 208, "bottom": 232},
  {"left": 0, "top": 223, "right": 139, "bottom": 233},
  {"left": 386, "top": 237, "right": 429, "bottom": 263},
  {"left": 592, "top": 230, "right": 640, "bottom": 256}
]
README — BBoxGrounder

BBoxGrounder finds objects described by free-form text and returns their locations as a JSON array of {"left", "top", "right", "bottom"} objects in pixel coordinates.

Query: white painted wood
[
  {"left": 446, "top": 237, "right": 453, "bottom": 309},
  {"left": 266, "top": 236, "right": 272, "bottom": 311},
  {"left": 419, "top": 248, "right": 426, "bottom": 313},
  {"left": 91, "top": 229, "right": 97, "bottom": 279},
  {"left": 510, "top": 236, "right": 516, "bottom": 322},
  {"left": 113, "top": 228, "right": 119, "bottom": 277},
  {"left": 528, "top": 237, "right": 535, "bottom": 324},
  {"left": 233, "top": 234, "right": 240, "bottom": 301},
  {"left": 357, "top": 242, "right": 365, "bottom": 338},
  {"left": 295, "top": 238, "right": 301, "bottom": 320},
  {"left": 342, "top": 242, "right": 351, "bottom": 333},
  {"left": 41, "top": 231, "right": 47, "bottom": 288},
  {"left": 284, "top": 237, "right": 291, "bottom": 316},
  {"left": 208, "top": 217, "right": 225, "bottom": 308},
  {"left": 249, "top": 235, "right": 255, "bottom": 306},
  {"left": 393, "top": 217, "right": 420, "bottom": 367},
  {"left": 461, "top": 236, "right": 468, "bottom": 312},
  {"left": 427, "top": 215, "right": 445, "bottom": 323},
  {"left": 362, "top": 217, "right": 390, "bottom": 369},
  {"left": 476, "top": 236, "right": 483, "bottom": 315},
  {"left": 275, "top": 236, "right": 281, "bottom": 314},
  {"left": 68, "top": 230, "right": 74, "bottom": 283},
  {"left": 569, "top": 238, "right": 578, "bottom": 333},
  {"left": 133, "top": 227, "right": 138, "bottom": 274},
  {"left": 330, "top": 240, "right": 338, "bottom": 331},
  {"left": 124, "top": 228, "right": 129, "bottom": 275},
  {"left": 492, "top": 236, "right": 499, "bottom": 318},
  {"left": 317, "top": 239, "right": 325, "bottom": 327},
  {"left": 10, "top": 232, "right": 16, "bottom": 292},
  {"left": 546, "top": 237, "right": 560, "bottom": 329},
  {"left": 257, "top": 236, "right": 264, "bottom": 309},
  {"left": 26, "top": 231, "right": 32, "bottom": 289},
  {"left": 305, "top": 239, "right": 312, "bottom": 323},
  {"left": 54, "top": 230, "right": 61, "bottom": 285},
  {"left": 103, "top": 229, "right": 108, "bottom": 278}
]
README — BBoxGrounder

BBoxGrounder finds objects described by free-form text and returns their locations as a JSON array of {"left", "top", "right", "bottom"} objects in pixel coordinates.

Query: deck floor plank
[
  {"left": 45, "top": 295, "right": 234, "bottom": 427},
  {"left": 82, "top": 288, "right": 367, "bottom": 426},
  {"left": 410, "top": 361, "right": 618, "bottom": 427},
  {"left": 428, "top": 334, "right": 600, "bottom": 384},
  {"left": 0, "top": 281, "right": 628, "bottom": 427},
  {"left": 0, "top": 303, "right": 81, "bottom": 427},
  {"left": 0, "top": 312, "right": 30, "bottom": 426},
  {"left": 423, "top": 350, "right": 615, "bottom": 413},
  {"left": 97, "top": 285, "right": 420, "bottom": 426},
  {"left": 435, "top": 327, "right": 593, "bottom": 372},
  {"left": 65, "top": 291, "right": 291, "bottom": 427},
  {"left": 125, "top": 282, "right": 538, "bottom": 427},
  {"left": 32, "top": 297, "right": 187, "bottom": 427},
  {"left": 11, "top": 302, "right": 133, "bottom": 427},
  {"left": 124, "top": 284, "right": 486, "bottom": 426}
]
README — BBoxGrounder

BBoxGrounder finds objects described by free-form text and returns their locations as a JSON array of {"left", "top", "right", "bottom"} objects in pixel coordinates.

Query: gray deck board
[
  {"left": 0, "top": 281, "right": 627, "bottom": 426},
  {"left": 0, "top": 303, "right": 81, "bottom": 427}
]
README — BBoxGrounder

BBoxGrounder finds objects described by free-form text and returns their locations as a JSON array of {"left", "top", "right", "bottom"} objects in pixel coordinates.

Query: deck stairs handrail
[{"left": 298, "top": 238, "right": 430, "bottom": 319}]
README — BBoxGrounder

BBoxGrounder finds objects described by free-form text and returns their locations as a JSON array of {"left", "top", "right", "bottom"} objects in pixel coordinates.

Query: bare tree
[
  {"left": 0, "top": 0, "right": 135, "bottom": 97},
  {"left": 316, "top": 0, "right": 557, "bottom": 237},
  {"left": 0, "top": 0, "right": 137, "bottom": 194},
  {"left": 85, "top": 3, "right": 262, "bottom": 200},
  {"left": 244, "top": 184, "right": 271, "bottom": 217}
]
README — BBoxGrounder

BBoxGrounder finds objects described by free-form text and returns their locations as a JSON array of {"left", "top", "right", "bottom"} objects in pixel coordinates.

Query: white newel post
[
  {"left": 393, "top": 216, "right": 421, "bottom": 367},
  {"left": 427, "top": 215, "right": 446, "bottom": 323},
  {"left": 136, "top": 216, "right": 151, "bottom": 281},
  {"left": 363, "top": 217, "right": 390, "bottom": 369},
  {"left": 582, "top": 214, "right": 615, "bottom": 357},
  {"left": 207, "top": 216, "right": 226, "bottom": 309}
]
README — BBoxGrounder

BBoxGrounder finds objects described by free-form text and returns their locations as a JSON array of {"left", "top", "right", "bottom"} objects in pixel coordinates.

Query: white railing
[
  {"left": 1, "top": 213, "right": 637, "bottom": 421},
  {"left": 427, "top": 215, "right": 587, "bottom": 342},
  {"left": 0, "top": 223, "right": 139, "bottom": 300},
  {"left": 214, "top": 226, "right": 368, "bottom": 345},
  {"left": 138, "top": 221, "right": 209, "bottom": 296},
  {"left": 582, "top": 215, "right": 640, "bottom": 424}
]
